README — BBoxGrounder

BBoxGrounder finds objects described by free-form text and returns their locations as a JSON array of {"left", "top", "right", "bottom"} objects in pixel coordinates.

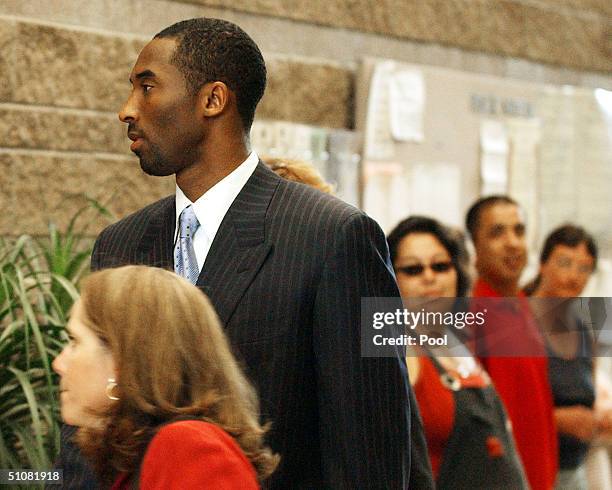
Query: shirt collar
[
  {"left": 174, "top": 152, "right": 259, "bottom": 242},
  {"left": 473, "top": 278, "right": 502, "bottom": 298},
  {"left": 473, "top": 277, "right": 528, "bottom": 316},
  {"left": 473, "top": 277, "right": 526, "bottom": 298}
]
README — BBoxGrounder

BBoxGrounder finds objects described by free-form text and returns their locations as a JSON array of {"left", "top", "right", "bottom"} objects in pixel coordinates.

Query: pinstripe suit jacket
[{"left": 57, "top": 162, "right": 432, "bottom": 489}]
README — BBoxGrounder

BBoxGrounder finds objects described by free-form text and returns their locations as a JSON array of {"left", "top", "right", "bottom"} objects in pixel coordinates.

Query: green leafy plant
[
  {"left": 36, "top": 197, "right": 113, "bottom": 314},
  {"left": 0, "top": 200, "right": 111, "bottom": 482}
]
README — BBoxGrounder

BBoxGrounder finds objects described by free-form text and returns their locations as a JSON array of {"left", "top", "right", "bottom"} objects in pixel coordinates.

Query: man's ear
[{"left": 199, "top": 81, "right": 229, "bottom": 117}]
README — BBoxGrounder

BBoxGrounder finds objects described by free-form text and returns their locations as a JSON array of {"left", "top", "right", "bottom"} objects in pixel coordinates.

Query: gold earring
[{"left": 106, "top": 378, "right": 119, "bottom": 401}]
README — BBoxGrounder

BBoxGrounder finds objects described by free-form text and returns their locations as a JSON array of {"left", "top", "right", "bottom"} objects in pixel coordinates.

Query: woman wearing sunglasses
[{"left": 387, "top": 216, "right": 527, "bottom": 489}]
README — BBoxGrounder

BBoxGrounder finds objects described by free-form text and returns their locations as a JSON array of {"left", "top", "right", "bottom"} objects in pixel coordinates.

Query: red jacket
[
  {"left": 111, "top": 421, "right": 259, "bottom": 489},
  {"left": 473, "top": 278, "right": 558, "bottom": 490}
]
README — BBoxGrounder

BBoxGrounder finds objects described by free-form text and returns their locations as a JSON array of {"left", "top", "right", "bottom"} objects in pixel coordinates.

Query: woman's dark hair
[
  {"left": 387, "top": 216, "right": 471, "bottom": 297},
  {"left": 539, "top": 224, "right": 598, "bottom": 267},
  {"left": 524, "top": 224, "right": 598, "bottom": 295}
]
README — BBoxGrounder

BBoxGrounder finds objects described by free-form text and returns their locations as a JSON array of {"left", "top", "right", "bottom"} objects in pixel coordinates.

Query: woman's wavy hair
[
  {"left": 75, "top": 265, "right": 278, "bottom": 484},
  {"left": 264, "top": 157, "right": 334, "bottom": 194},
  {"left": 387, "top": 216, "right": 472, "bottom": 297}
]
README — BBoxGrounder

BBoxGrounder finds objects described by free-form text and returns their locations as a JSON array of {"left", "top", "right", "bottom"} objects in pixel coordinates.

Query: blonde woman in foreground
[{"left": 53, "top": 265, "right": 278, "bottom": 489}]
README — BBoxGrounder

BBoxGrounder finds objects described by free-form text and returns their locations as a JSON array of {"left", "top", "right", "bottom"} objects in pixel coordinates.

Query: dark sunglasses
[{"left": 396, "top": 261, "right": 454, "bottom": 277}]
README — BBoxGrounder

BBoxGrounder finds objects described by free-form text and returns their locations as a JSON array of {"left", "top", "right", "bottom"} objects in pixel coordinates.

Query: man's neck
[
  {"left": 478, "top": 274, "right": 520, "bottom": 297},
  {"left": 176, "top": 143, "right": 250, "bottom": 202}
]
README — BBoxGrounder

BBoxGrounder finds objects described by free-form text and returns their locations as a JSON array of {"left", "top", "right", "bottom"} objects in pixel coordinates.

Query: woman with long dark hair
[
  {"left": 388, "top": 216, "right": 527, "bottom": 489},
  {"left": 527, "top": 224, "right": 612, "bottom": 490}
]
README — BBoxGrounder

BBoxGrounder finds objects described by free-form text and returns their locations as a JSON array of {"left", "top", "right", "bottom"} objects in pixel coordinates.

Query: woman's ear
[{"left": 104, "top": 351, "right": 118, "bottom": 382}]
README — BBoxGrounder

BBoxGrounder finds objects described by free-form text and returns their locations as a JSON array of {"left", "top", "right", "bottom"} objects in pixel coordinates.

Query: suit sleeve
[
  {"left": 49, "top": 425, "right": 98, "bottom": 489},
  {"left": 312, "top": 212, "right": 433, "bottom": 489},
  {"left": 408, "top": 386, "right": 435, "bottom": 489},
  {"left": 139, "top": 422, "right": 259, "bottom": 490},
  {"left": 90, "top": 233, "right": 104, "bottom": 272}
]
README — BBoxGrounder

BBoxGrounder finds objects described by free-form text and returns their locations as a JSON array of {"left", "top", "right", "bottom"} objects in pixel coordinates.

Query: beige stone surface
[
  {"left": 176, "top": 0, "right": 379, "bottom": 35},
  {"left": 0, "top": 156, "right": 12, "bottom": 226},
  {"left": 0, "top": 20, "right": 16, "bottom": 102},
  {"left": 524, "top": 7, "right": 610, "bottom": 71},
  {"left": 540, "top": 0, "right": 612, "bottom": 18},
  {"left": 11, "top": 22, "right": 144, "bottom": 110},
  {"left": 0, "top": 152, "right": 173, "bottom": 236},
  {"left": 360, "top": 0, "right": 519, "bottom": 58},
  {"left": 427, "top": 0, "right": 481, "bottom": 49},
  {"left": 1, "top": 17, "right": 354, "bottom": 128},
  {"left": 259, "top": 59, "right": 352, "bottom": 128},
  {"left": 525, "top": 8, "right": 570, "bottom": 66},
  {"left": 0, "top": 107, "right": 128, "bottom": 154},
  {"left": 565, "top": 15, "right": 610, "bottom": 72},
  {"left": 177, "top": 0, "right": 611, "bottom": 72},
  {"left": 369, "top": 0, "right": 427, "bottom": 43},
  {"left": 372, "top": 1, "right": 415, "bottom": 39},
  {"left": 479, "top": 0, "right": 525, "bottom": 57}
]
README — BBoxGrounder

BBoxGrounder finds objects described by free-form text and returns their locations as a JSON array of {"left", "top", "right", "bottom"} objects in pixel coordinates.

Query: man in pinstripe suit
[{"left": 56, "top": 18, "right": 432, "bottom": 489}]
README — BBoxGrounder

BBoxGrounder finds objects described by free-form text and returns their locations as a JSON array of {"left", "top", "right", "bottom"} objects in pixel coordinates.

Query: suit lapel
[
  {"left": 197, "top": 162, "right": 279, "bottom": 326},
  {"left": 135, "top": 196, "right": 176, "bottom": 270}
]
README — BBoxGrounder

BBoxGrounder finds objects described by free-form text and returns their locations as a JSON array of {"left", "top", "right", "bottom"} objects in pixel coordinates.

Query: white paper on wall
[
  {"left": 480, "top": 119, "right": 509, "bottom": 194},
  {"left": 480, "top": 119, "right": 509, "bottom": 154},
  {"left": 407, "top": 163, "right": 462, "bottom": 227},
  {"left": 327, "top": 129, "right": 361, "bottom": 207},
  {"left": 507, "top": 117, "right": 541, "bottom": 248},
  {"left": 362, "top": 161, "right": 407, "bottom": 232},
  {"left": 364, "top": 61, "right": 396, "bottom": 160},
  {"left": 389, "top": 69, "right": 425, "bottom": 142},
  {"left": 481, "top": 153, "right": 508, "bottom": 186}
]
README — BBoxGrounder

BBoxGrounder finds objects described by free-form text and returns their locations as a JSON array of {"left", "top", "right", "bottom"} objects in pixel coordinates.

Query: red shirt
[
  {"left": 473, "top": 278, "right": 558, "bottom": 490},
  {"left": 111, "top": 421, "right": 259, "bottom": 490},
  {"left": 414, "top": 357, "right": 488, "bottom": 479},
  {"left": 414, "top": 357, "right": 454, "bottom": 478}
]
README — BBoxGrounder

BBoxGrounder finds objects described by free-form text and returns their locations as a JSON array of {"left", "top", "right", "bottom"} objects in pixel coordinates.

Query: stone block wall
[
  {"left": 0, "top": 18, "right": 165, "bottom": 236},
  {"left": 180, "top": 0, "right": 611, "bottom": 72},
  {"left": 0, "top": 0, "right": 610, "bottom": 236},
  {"left": 0, "top": 14, "right": 352, "bottom": 235}
]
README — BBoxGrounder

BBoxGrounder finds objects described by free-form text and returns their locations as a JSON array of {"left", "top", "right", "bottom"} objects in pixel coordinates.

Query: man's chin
[
  {"left": 499, "top": 273, "right": 523, "bottom": 290},
  {"left": 139, "top": 159, "right": 174, "bottom": 177}
]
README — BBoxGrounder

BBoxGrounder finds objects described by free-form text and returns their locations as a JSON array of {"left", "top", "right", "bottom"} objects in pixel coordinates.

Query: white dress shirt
[{"left": 174, "top": 152, "right": 259, "bottom": 271}]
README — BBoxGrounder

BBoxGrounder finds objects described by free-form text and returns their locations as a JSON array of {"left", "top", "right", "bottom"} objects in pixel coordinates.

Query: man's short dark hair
[
  {"left": 465, "top": 195, "right": 519, "bottom": 242},
  {"left": 155, "top": 18, "right": 266, "bottom": 131}
]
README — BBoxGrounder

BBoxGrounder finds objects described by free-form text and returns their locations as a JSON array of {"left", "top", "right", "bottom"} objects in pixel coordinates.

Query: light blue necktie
[{"left": 174, "top": 205, "right": 200, "bottom": 284}]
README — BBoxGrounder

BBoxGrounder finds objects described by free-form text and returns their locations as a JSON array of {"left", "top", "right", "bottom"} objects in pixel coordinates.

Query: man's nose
[
  {"left": 506, "top": 231, "right": 523, "bottom": 249},
  {"left": 566, "top": 268, "right": 582, "bottom": 287},
  {"left": 118, "top": 93, "right": 137, "bottom": 123}
]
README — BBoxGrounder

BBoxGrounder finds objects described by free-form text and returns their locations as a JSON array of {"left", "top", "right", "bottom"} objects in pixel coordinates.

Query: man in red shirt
[{"left": 467, "top": 195, "right": 558, "bottom": 490}]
